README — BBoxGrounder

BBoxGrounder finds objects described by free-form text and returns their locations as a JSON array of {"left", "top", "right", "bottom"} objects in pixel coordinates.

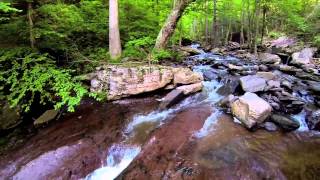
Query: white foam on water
[
  {"left": 292, "top": 110, "right": 309, "bottom": 132},
  {"left": 85, "top": 145, "right": 141, "bottom": 180},
  {"left": 202, "top": 80, "right": 224, "bottom": 104},
  {"left": 194, "top": 110, "right": 223, "bottom": 138}
]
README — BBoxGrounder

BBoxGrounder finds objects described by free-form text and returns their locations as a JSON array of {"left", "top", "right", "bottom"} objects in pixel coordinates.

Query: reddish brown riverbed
[{"left": 1, "top": 96, "right": 320, "bottom": 180}]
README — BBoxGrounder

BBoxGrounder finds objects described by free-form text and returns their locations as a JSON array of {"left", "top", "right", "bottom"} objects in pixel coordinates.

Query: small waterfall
[
  {"left": 292, "top": 110, "right": 309, "bottom": 132},
  {"left": 85, "top": 145, "right": 140, "bottom": 180}
]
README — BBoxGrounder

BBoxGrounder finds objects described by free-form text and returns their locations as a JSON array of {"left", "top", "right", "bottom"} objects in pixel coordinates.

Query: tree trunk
[
  {"left": 253, "top": 0, "right": 260, "bottom": 55},
  {"left": 27, "top": 2, "right": 35, "bottom": 49},
  {"left": 154, "top": 0, "right": 195, "bottom": 50},
  {"left": 261, "top": 6, "right": 267, "bottom": 45},
  {"left": 212, "top": 0, "right": 218, "bottom": 47},
  {"left": 205, "top": 0, "right": 209, "bottom": 45},
  {"left": 240, "top": 0, "right": 245, "bottom": 47},
  {"left": 109, "top": 0, "right": 122, "bottom": 59}
]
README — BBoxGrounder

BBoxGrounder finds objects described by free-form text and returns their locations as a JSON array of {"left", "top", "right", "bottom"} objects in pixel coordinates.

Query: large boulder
[
  {"left": 240, "top": 75, "right": 267, "bottom": 92},
  {"left": 231, "top": 92, "right": 272, "bottom": 129},
  {"left": 90, "top": 66, "right": 203, "bottom": 100},
  {"left": 258, "top": 53, "right": 281, "bottom": 64},
  {"left": 291, "top": 48, "right": 317, "bottom": 65},
  {"left": 270, "top": 114, "right": 300, "bottom": 131}
]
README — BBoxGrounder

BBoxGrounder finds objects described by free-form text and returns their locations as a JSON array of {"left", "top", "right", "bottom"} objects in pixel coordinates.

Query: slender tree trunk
[
  {"left": 27, "top": 2, "right": 35, "bottom": 49},
  {"left": 109, "top": 0, "right": 122, "bottom": 59},
  {"left": 205, "top": 0, "right": 209, "bottom": 45},
  {"left": 240, "top": 0, "right": 245, "bottom": 47},
  {"left": 246, "top": 0, "right": 252, "bottom": 50},
  {"left": 212, "top": 0, "right": 218, "bottom": 47},
  {"left": 154, "top": 0, "right": 195, "bottom": 50},
  {"left": 261, "top": 6, "right": 267, "bottom": 46},
  {"left": 253, "top": 0, "right": 260, "bottom": 55},
  {"left": 225, "top": 20, "right": 231, "bottom": 45}
]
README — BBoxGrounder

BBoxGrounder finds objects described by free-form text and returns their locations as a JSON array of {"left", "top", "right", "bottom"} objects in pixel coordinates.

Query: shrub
[
  {"left": 0, "top": 48, "right": 97, "bottom": 112},
  {"left": 123, "top": 37, "right": 155, "bottom": 59}
]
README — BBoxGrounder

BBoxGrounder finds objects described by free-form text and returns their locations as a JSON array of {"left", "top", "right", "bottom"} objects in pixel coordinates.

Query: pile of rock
[{"left": 217, "top": 71, "right": 309, "bottom": 131}]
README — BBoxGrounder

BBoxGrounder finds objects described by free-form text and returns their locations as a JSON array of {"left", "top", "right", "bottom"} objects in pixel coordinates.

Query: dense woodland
[{"left": 0, "top": 0, "right": 319, "bottom": 113}]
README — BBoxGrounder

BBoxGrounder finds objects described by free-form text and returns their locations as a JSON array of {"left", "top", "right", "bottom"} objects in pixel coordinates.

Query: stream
[{"left": 1, "top": 45, "right": 320, "bottom": 180}]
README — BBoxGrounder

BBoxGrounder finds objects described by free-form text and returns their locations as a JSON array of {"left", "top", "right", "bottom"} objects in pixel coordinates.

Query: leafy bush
[
  {"left": 0, "top": 48, "right": 95, "bottom": 112},
  {"left": 268, "top": 31, "right": 286, "bottom": 39},
  {"left": 313, "top": 35, "right": 320, "bottom": 48},
  {"left": 123, "top": 37, "right": 155, "bottom": 59}
]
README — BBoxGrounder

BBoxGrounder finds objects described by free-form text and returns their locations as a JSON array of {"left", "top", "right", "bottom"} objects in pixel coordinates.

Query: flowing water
[{"left": 1, "top": 45, "right": 320, "bottom": 180}]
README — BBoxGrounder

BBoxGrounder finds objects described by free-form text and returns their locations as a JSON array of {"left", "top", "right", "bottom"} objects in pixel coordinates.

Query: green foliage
[
  {"left": 313, "top": 35, "right": 320, "bottom": 48},
  {"left": 0, "top": 48, "right": 91, "bottom": 112},
  {"left": 268, "top": 31, "right": 286, "bottom": 39},
  {"left": 0, "top": 2, "right": 21, "bottom": 22},
  {"left": 0, "top": 2, "right": 20, "bottom": 13},
  {"left": 123, "top": 37, "right": 155, "bottom": 59},
  {"left": 151, "top": 49, "right": 172, "bottom": 62}
]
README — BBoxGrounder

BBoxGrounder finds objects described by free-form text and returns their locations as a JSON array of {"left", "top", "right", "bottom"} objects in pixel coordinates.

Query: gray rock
[
  {"left": 218, "top": 94, "right": 237, "bottom": 108},
  {"left": 307, "top": 110, "right": 320, "bottom": 130},
  {"left": 281, "top": 80, "right": 292, "bottom": 89},
  {"left": 291, "top": 48, "right": 317, "bottom": 65},
  {"left": 258, "top": 53, "right": 281, "bottom": 64},
  {"left": 262, "top": 122, "right": 278, "bottom": 132},
  {"left": 270, "top": 114, "right": 300, "bottom": 131},
  {"left": 259, "top": 65, "right": 269, "bottom": 71},
  {"left": 307, "top": 81, "right": 320, "bottom": 92},
  {"left": 203, "top": 69, "right": 218, "bottom": 81},
  {"left": 177, "top": 82, "right": 203, "bottom": 95},
  {"left": 159, "top": 89, "right": 185, "bottom": 110},
  {"left": 231, "top": 92, "right": 272, "bottom": 129},
  {"left": 217, "top": 77, "right": 240, "bottom": 95},
  {"left": 256, "top": 72, "right": 276, "bottom": 80},
  {"left": 240, "top": 75, "right": 267, "bottom": 92},
  {"left": 267, "top": 80, "right": 281, "bottom": 88}
]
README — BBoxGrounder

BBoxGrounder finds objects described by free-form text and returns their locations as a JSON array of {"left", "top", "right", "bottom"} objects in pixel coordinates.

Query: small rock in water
[
  {"left": 256, "top": 72, "right": 276, "bottom": 80},
  {"left": 267, "top": 80, "right": 281, "bottom": 88},
  {"left": 231, "top": 92, "right": 272, "bottom": 129},
  {"left": 259, "top": 65, "right": 269, "bottom": 71},
  {"left": 227, "top": 64, "right": 244, "bottom": 71},
  {"left": 240, "top": 75, "right": 267, "bottom": 92},
  {"left": 177, "top": 82, "right": 203, "bottom": 95},
  {"left": 307, "top": 110, "right": 320, "bottom": 131},
  {"left": 202, "top": 69, "right": 218, "bottom": 81},
  {"left": 281, "top": 80, "right": 292, "bottom": 89},
  {"left": 262, "top": 122, "right": 278, "bottom": 132},
  {"left": 270, "top": 114, "right": 300, "bottom": 131},
  {"left": 159, "top": 89, "right": 185, "bottom": 110},
  {"left": 307, "top": 81, "right": 320, "bottom": 93},
  {"left": 217, "top": 94, "right": 237, "bottom": 108},
  {"left": 217, "top": 77, "right": 240, "bottom": 95},
  {"left": 258, "top": 53, "right": 281, "bottom": 64},
  {"left": 34, "top": 109, "right": 59, "bottom": 126}
]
